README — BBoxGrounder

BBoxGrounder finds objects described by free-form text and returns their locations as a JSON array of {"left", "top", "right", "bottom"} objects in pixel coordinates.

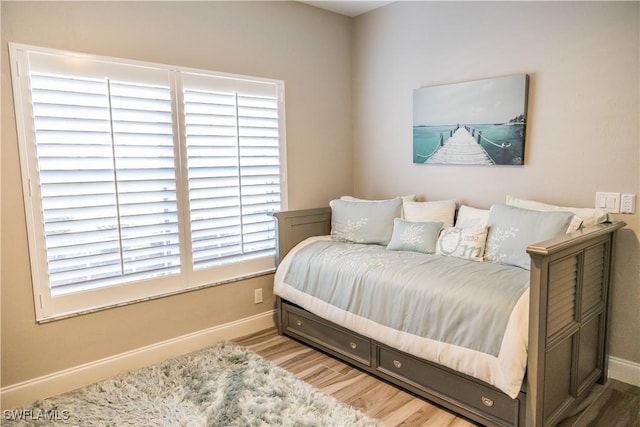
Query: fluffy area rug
[{"left": 5, "top": 341, "right": 382, "bottom": 426}]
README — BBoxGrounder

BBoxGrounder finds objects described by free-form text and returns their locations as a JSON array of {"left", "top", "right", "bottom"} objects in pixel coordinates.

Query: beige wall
[
  {"left": 352, "top": 2, "right": 639, "bottom": 363},
  {"left": 2, "top": 0, "right": 639, "bottom": 396},
  {"left": 1, "top": 1, "right": 353, "bottom": 388}
]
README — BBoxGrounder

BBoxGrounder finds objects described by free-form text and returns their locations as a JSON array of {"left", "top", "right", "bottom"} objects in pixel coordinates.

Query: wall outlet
[
  {"left": 254, "top": 288, "right": 263, "bottom": 304},
  {"left": 621, "top": 194, "right": 636, "bottom": 214}
]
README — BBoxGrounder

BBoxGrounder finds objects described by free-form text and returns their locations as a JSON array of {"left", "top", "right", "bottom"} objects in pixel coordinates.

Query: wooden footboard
[
  {"left": 526, "top": 221, "right": 625, "bottom": 426},
  {"left": 272, "top": 208, "right": 625, "bottom": 427}
]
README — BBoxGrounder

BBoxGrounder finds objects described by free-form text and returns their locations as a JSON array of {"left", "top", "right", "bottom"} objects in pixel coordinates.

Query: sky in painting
[{"left": 413, "top": 74, "right": 527, "bottom": 126}]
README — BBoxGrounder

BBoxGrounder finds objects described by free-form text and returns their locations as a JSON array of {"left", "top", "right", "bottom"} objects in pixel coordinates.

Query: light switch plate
[{"left": 595, "top": 192, "right": 620, "bottom": 213}]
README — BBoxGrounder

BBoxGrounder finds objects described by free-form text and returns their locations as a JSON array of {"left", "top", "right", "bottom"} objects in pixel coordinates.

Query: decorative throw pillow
[
  {"left": 386, "top": 219, "right": 443, "bottom": 254},
  {"left": 454, "top": 205, "right": 490, "bottom": 229},
  {"left": 505, "top": 195, "right": 608, "bottom": 230},
  {"left": 436, "top": 226, "right": 488, "bottom": 261},
  {"left": 485, "top": 204, "right": 575, "bottom": 270},
  {"left": 330, "top": 198, "right": 402, "bottom": 245},
  {"left": 403, "top": 200, "right": 457, "bottom": 227}
]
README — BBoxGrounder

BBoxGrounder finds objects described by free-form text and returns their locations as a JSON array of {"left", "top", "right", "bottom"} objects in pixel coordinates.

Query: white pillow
[
  {"left": 455, "top": 205, "right": 490, "bottom": 229},
  {"left": 436, "top": 226, "right": 488, "bottom": 261},
  {"left": 505, "top": 195, "right": 608, "bottom": 230},
  {"left": 403, "top": 200, "right": 457, "bottom": 227}
]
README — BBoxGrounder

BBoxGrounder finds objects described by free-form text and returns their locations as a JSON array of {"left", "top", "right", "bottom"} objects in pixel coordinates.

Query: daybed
[{"left": 272, "top": 196, "right": 625, "bottom": 427}]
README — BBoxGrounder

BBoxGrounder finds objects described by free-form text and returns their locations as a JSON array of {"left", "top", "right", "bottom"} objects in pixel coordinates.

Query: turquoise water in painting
[{"left": 413, "top": 123, "right": 525, "bottom": 165}]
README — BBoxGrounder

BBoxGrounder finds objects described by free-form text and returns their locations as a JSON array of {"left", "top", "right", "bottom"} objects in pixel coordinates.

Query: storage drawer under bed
[
  {"left": 282, "top": 303, "right": 371, "bottom": 366},
  {"left": 376, "top": 346, "right": 520, "bottom": 426}
]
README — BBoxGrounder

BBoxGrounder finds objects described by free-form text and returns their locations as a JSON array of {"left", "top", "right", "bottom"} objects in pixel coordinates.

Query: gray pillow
[
  {"left": 330, "top": 198, "right": 402, "bottom": 245},
  {"left": 505, "top": 195, "right": 609, "bottom": 229},
  {"left": 387, "top": 219, "right": 444, "bottom": 253},
  {"left": 485, "top": 204, "right": 574, "bottom": 270}
]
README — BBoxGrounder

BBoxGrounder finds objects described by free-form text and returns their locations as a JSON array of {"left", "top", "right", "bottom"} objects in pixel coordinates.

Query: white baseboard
[
  {"left": 1, "top": 310, "right": 275, "bottom": 410},
  {"left": 608, "top": 355, "right": 640, "bottom": 387}
]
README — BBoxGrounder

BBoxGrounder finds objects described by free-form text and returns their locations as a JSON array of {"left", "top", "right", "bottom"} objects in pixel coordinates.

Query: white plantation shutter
[
  {"left": 31, "top": 73, "right": 181, "bottom": 296},
  {"left": 183, "top": 74, "right": 281, "bottom": 271},
  {"left": 10, "top": 44, "right": 286, "bottom": 321}
]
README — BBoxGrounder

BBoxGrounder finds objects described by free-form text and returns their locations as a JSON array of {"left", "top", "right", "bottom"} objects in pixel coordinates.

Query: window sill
[{"left": 36, "top": 269, "right": 276, "bottom": 324}]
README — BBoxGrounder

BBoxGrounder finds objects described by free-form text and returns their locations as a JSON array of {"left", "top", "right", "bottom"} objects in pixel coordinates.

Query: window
[{"left": 9, "top": 44, "right": 286, "bottom": 321}]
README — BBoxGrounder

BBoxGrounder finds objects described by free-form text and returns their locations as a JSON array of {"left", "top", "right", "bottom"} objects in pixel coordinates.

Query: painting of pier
[{"left": 413, "top": 74, "right": 528, "bottom": 166}]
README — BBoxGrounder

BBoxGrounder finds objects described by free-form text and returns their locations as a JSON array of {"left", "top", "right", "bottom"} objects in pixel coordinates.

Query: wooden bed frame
[{"left": 272, "top": 208, "right": 625, "bottom": 427}]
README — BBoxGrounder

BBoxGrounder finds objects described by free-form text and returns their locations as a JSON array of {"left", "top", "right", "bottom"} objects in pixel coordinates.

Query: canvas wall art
[{"left": 413, "top": 74, "right": 529, "bottom": 166}]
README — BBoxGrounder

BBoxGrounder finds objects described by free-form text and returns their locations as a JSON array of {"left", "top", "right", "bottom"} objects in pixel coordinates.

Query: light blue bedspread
[{"left": 284, "top": 240, "right": 529, "bottom": 356}]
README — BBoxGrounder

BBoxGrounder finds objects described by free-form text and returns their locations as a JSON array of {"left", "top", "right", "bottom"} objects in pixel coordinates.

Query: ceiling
[{"left": 299, "top": 1, "right": 395, "bottom": 17}]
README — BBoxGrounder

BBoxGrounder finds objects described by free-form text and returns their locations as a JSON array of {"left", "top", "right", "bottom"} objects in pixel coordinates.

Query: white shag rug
[{"left": 4, "top": 341, "right": 382, "bottom": 426}]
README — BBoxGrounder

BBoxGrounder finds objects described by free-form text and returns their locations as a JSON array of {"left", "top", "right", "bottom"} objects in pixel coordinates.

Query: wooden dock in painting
[{"left": 425, "top": 127, "right": 494, "bottom": 165}]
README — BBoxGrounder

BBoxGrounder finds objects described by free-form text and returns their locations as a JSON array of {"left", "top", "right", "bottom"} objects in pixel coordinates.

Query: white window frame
[{"left": 9, "top": 43, "right": 287, "bottom": 322}]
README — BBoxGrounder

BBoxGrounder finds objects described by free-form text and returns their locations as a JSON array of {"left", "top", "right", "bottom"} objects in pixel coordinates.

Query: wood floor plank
[
  {"left": 380, "top": 398, "right": 431, "bottom": 426},
  {"left": 331, "top": 373, "right": 382, "bottom": 403},
  {"left": 574, "top": 387, "right": 640, "bottom": 427},
  {"left": 371, "top": 390, "right": 418, "bottom": 424},
  {"left": 302, "top": 366, "right": 348, "bottom": 389},
  {"left": 321, "top": 372, "right": 370, "bottom": 396},
  {"left": 397, "top": 404, "right": 442, "bottom": 427}
]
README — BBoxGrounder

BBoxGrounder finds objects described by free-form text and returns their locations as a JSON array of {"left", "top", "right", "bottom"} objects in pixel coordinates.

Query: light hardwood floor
[
  {"left": 235, "top": 328, "right": 640, "bottom": 427},
  {"left": 235, "top": 328, "right": 478, "bottom": 427}
]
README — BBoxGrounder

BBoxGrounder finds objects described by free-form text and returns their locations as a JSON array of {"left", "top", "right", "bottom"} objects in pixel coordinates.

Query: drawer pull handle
[
  {"left": 296, "top": 320, "right": 302, "bottom": 326},
  {"left": 393, "top": 360, "right": 402, "bottom": 369},
  {"left": 349, "top": 342, "right": 357, "bottom": 349},
  {"left": 481, "top": 397, "right": 494, "bottom": 407}
]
